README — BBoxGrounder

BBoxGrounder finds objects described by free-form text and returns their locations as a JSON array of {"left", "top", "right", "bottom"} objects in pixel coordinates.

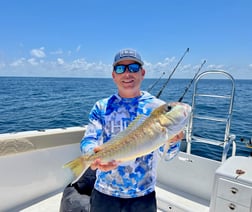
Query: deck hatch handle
[
  {"left": 230, "top": 187, "right": 238, "bottom": 194},
  {"left": 228, "top": 203, "right": 236, "bottom": 210}
]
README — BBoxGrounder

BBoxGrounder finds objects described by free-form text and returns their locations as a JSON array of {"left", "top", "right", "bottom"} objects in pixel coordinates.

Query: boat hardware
[
  {"left": 240, "top": 137, "right": 252, "bottom": 148},
  {"left": 186, "top": 70, "right": 236, "bottom": 162}
]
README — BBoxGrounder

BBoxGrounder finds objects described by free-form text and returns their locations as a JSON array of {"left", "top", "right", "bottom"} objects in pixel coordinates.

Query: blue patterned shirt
[{"left": 80, "top": 91, "right": 180, "bottom": 198}]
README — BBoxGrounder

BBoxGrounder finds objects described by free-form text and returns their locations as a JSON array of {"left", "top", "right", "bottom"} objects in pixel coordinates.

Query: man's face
[{"left": 112, "top": 60, "right": 145, "bottom": 98}]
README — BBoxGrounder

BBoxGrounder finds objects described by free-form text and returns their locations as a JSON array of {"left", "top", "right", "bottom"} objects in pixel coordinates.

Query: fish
[{"left": 64, "top": 102, "right": 191, "bottom": 184}]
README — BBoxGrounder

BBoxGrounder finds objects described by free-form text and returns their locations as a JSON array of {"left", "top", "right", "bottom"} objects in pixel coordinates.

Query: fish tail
[{"left": 63, "top": 156, "right": 91, "bottom": 184}]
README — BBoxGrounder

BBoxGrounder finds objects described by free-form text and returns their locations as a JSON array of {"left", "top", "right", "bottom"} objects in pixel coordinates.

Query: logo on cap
[{"left": 119, "top": 49, "right": 137, "bottom": 58}]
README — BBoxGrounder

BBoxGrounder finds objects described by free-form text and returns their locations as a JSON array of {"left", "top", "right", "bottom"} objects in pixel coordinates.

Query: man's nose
[{"left": 124, "top": 67, "right": 131, "bottom": 74}]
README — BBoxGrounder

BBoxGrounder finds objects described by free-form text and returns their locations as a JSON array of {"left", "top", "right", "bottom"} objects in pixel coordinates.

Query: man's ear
[{"left": 141, "top": 68, "right": 146, "bottom": 76}]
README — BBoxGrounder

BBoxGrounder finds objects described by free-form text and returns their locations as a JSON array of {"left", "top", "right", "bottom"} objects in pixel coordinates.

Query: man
[{"left": 80, "top": 48, "right": 182, "bottom": 212}]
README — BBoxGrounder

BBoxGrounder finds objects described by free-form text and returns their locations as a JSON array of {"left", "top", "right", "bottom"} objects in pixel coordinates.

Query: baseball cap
[{"left": 113, "top": 48, "right": 144, "bottom": 66}]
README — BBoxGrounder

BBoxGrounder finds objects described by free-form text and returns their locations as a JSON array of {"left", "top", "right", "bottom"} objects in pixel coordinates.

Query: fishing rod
[
  {"left": 147, "top": 72, "right": 165, "bottom": 92},
  {"left": 156, "top": 48, "right": 190, "bottom": 98},
  {"left": 178, "top": 59, "right": 206, "bottom": 102}
]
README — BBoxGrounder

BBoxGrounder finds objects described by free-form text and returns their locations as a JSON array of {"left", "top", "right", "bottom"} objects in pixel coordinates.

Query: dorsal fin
[
  {"left": 103, "top": 114, "right": 148, "bottom": 147},
  {"left": 126, "top": 114, "right": 148, "bottom": 131}
]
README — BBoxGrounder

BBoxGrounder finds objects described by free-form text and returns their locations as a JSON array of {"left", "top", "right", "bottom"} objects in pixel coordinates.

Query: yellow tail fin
[{"left": 63, "top": 156, "right": 90, "bottom": 183}]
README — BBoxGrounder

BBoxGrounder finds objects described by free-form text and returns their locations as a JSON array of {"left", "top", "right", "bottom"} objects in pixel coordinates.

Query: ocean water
[{"left": 0, "top": 76, "right": 251, "bottom": 160}]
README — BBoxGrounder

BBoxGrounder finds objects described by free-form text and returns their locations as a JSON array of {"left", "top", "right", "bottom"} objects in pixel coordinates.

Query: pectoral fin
[{"left": 161, "top": 142, "right": 170, "bottom": 159}]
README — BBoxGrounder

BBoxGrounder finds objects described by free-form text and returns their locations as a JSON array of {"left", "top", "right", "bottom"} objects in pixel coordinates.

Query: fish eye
[{"left": 166, "top": 105, "right": 172, "bottom": 112}]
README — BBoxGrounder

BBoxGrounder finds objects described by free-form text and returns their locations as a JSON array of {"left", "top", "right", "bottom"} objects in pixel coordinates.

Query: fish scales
[
  {"left": 93, "top": 112, "right": 166, "bottom": 161},
  {"left": 64, "top": 102, "right": 191, "bottom": 184}
]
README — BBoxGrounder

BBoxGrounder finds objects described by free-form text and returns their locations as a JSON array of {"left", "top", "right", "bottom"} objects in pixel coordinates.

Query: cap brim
[{"left": 113, "top": 57, "right": 144, "bottom": 66}]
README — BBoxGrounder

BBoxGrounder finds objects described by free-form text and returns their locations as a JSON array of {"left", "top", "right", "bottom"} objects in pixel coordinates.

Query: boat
[{"left": 0, "top": 70, "right": 251, "bottom": 212}]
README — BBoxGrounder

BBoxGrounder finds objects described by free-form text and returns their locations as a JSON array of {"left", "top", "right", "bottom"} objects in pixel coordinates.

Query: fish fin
[
  {"left": 63, "top": 156, "right": 90, "bottom": 184},
  {"left": 127, "top": 114, "right": 148, "bottom": 130},
  {"left": 115, "top": 114, "right": 148, "bottom": 138},
  {"left": 161, "top": 142, "right": 171, "bottom": 159},
  {"left": 102, "top": 114, "right": 148, "bottom": 147}
]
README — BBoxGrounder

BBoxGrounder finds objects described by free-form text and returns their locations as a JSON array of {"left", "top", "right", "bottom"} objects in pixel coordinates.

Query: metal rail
[{"left": 186, "top": 70, "right": 236, "bottom": 162}]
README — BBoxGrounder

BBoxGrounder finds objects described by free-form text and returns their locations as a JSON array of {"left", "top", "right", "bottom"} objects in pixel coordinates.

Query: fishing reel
[
  {"left": 240, "top": 137, "right": 252, "bottom": 155},
  {"left": 241, "top": 137, "right": 252, "bottom": 148}
]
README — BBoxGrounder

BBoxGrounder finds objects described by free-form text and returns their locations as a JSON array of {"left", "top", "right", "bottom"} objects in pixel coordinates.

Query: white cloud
[
  {"left": 145, "top": 57, "right": 175, "bottom": 70},
  {"left": 57, "top": 58, "right": 64, "bottom": 65},
  {"left": 27, "top": 58, "right": 39, "bottom": 66},
  {"left": 1, "top": 50, "right": 251, "bottom": 79},
  {"left": 50, "top": 49, "right": 63, "bottom": 55},
  {"left": 30, "top": 47, "right": 46, "bottom": 58},
  {"left": 207, "top": 64, "right": 225, "bottom": 69},
  {"left": 164, "top": 57, "right": 176, "bottom": 64},
  {"left": 180, "top": 64, "right": 192, "bottom": 71},
  {"left": 143, "top": 56, "right": 179, "bottom": 78},
  {"left": 10, "top": 58, "right": 26, "bottom": 67},
  {"left": 70, "top": 58, "right": 95, "bottom": 71}
]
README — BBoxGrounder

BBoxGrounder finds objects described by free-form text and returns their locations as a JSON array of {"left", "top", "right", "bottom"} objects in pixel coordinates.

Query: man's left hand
[{"left": 169, "top": 131, "right": 184, "bottom": 144}]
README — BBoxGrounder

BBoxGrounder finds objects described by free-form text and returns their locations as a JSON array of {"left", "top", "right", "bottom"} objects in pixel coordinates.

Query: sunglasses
[{"left": 113, "top": 63, "right": 142, "bottom": 74}]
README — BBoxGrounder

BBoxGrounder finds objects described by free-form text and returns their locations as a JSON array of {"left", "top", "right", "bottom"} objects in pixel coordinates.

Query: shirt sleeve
[
  {"left": 158, "top": 142, "right": 180, "bottom": 161},
  {"left": 80, "top": 102, "right": 103, "bottom": 154}
]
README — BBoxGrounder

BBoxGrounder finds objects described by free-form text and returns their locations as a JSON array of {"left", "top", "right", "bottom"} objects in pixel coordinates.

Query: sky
[{"left": 0, "top": 0, "right": 251, "bottom": 79}]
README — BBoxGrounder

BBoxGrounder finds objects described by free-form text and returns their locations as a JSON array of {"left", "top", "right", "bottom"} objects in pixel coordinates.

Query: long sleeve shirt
[{"left": 80, "top": 91, "right": 180, "bottom": 198}]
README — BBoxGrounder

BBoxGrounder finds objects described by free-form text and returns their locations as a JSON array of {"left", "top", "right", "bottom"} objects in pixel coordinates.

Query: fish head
[{"left": 156, "top": 102, "right": 191, "bottom": 135}]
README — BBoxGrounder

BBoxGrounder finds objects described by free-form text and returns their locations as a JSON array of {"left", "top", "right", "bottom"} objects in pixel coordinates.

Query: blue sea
[{"left": 0, "top": 76, "right": 251, "bottom": 160}]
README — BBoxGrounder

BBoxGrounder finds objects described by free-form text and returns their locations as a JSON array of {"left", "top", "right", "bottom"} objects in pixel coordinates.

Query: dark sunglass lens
[
  {"left": 128, "top": 64, "right": 141, "bottom": 72},
  {"left": 114, "top": 65, "right": 126, "bottom": 74}
]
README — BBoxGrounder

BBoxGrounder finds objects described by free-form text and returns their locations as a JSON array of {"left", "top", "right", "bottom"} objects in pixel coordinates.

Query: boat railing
[{"left": 186, "top": 70, "right": 236, "bottom": 162}]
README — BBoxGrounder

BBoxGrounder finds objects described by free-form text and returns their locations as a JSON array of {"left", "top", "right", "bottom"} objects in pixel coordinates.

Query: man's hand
[
  {"left": 90, "top": 146, "right": 119, "bottom": 171},
  {"left": 169, "top": 131, "right": 184, "bottom": 144}
]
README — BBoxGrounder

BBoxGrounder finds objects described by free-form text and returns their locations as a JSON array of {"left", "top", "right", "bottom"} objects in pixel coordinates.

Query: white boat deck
[
  {"left": 21, "top": 187, "right": 209, "bottom": 212},
  {"left": 21, "top": 193, "right": 63, "bottom": 212}
]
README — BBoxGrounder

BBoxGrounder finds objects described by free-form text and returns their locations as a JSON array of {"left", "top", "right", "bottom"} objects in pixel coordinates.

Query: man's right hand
[{"left": 90, "top": 146, "right": 119, "bottom": 171}]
